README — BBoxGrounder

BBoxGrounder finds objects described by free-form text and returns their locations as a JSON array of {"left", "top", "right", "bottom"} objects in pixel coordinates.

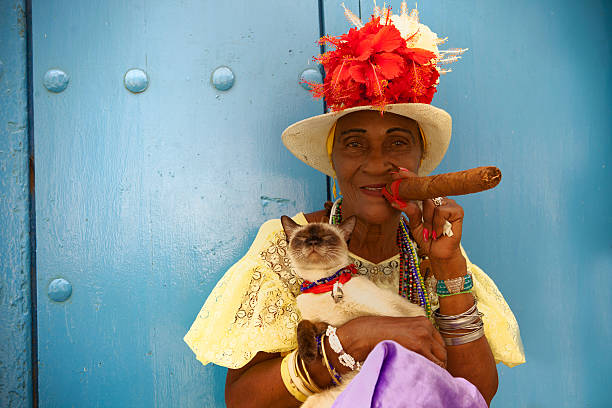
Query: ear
[
  {"left": 280, "top": 215, "right": 300, "bottom": 242},
  {"left": 338, "top": 216, "right": 356, "bottom": 242}
]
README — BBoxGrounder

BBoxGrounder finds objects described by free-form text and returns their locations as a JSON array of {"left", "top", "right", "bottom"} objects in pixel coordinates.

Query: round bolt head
[
  {"left": 124, "top": 68, "right": 149, "bottom": 93},
  {"left": 299, "top": 68, "right": 322, "bottom": 90},
  {"left": 43, "top": 69, "right": 70, "bottom": 93},
  {"left": 211, "top": 66, "right": 235, "bottom": 91},
  {"left": 48, "top": 278, "right": 72, "bottom": 302}
]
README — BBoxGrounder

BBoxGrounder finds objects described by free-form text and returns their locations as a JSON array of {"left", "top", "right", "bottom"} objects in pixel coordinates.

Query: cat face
[{"left": 281, "top": 216, "right": 356, "bottom": 282}]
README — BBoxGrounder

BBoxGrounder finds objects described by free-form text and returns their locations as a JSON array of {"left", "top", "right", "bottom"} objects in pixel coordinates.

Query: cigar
[{"left": 384, "top": 166, "right": 502, "bottom": 201}]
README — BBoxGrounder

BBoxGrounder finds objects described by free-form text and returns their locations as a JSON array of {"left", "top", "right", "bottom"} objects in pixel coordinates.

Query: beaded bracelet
[
  {"left": 326, "top": 325, "right": 361, "bottom": 371},
  {"left": 436, "top": 273, "right": 473, "bottom": 296},
  {"left": 317, "top": 334, "right": 342, "bottom": 385},
  {"left": 437, "top": 289, "right": 473, "bottom": 298}
]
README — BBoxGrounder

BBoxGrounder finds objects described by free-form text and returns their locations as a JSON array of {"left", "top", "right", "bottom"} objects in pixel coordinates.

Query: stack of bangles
[
  {"left": 434, "top": 272, "right": 485, "bottom": 346},
  {"left": 280, "top": 325, "right": 362, "bottom": 401}
]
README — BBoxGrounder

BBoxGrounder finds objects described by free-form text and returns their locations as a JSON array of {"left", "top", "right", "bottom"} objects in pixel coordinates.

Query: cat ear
[
  {"left": 280, "top": 215, "right": 300, "bottom": 242},
  {"left": 338, "top": 216, "right": 356, "bottom": 241}
]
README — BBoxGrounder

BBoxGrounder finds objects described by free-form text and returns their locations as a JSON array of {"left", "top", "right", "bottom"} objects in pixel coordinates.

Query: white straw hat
[
  {"left": 282, "top": 102, "right": 451, "bottom": 177},
  {"left": 282, "top": 2, "right": 464, "bottom": 178}
]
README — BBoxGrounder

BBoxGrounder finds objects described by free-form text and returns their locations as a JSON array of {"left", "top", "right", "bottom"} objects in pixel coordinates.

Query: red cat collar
[{"left": 300, "top": 264, "right": 358, "bottom": 294}]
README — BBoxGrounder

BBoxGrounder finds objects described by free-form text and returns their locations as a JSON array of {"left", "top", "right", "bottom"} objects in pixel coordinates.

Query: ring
[{"left": 432, "top": 197, "right": 444, "bottom": 207}]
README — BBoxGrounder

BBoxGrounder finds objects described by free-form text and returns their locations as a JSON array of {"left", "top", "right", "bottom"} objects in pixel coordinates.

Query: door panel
[
  {"left": 32, "top": 1, "right": 612, "bottom": 407},
  {"left": 33, "top": 1, "right": 325, "bottom": 406}
]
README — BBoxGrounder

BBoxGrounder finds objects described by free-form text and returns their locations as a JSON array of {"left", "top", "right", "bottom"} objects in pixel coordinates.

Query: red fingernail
[
  {"left": 423, "top": 229, "right": 428, "bottom": 241},
  {"left": 390, "top": 171, "right": 399, "bottom": 174},
  {"left": 432, "top": 230, "right": 438, "bottom": 240},
  {"left": 399, "top": 167, "right": 409, "bottom": 172}
]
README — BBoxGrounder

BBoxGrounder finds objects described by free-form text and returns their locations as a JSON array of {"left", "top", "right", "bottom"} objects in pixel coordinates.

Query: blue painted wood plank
[
  {"left": 0, "top": 0, "right": 33, "bottom": 407},
  {"left": 32, "top": 1, "right": 325, "bottom": 406},
  {"left": 411, "top": 1, "right": 612, "bottom": 406}
]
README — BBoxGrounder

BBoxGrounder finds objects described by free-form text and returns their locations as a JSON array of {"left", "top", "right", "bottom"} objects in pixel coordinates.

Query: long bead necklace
[{"left": 329, "top": 198, "right": 431, "bottom": 317}]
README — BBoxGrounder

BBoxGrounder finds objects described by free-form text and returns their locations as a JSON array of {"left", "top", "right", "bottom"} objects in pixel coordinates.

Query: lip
[{"left": 359, "top": 183, "right": 387, "bottom": 197}]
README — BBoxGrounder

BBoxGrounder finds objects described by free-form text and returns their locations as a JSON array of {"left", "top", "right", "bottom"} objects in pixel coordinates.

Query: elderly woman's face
[{"left": 332, "top": 110, "right": 422, "bottom": 224}]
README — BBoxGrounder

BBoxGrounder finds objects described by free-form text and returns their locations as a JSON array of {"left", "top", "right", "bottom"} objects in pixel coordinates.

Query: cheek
[
  {"left": 390, "top": 150, "right": 422, "bottom": 173},
  {"left": 332, "top": 152, "right": 361, "bottom": 185}
]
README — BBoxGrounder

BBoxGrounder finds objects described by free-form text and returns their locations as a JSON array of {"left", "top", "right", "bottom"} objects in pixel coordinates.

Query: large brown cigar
[{"left": 384, "top": 166, "right": 502, "bottom": 201}]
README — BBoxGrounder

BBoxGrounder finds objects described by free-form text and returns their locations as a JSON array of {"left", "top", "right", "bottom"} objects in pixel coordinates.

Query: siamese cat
[{"left": 281, "top": 216, "right": 425, "bottom": 407}]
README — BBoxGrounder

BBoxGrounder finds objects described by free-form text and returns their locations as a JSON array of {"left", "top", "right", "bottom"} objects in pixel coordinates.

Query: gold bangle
[
  {"left": 320, "top": 335, "right": 342, "bottom": 385},
  {"left": 297, "top": 353, "right": 322, "bottom": 393},
  {"left": 280, "top": 352, "right": 308, "bottom": 402},
  {"left": 287, "top": 350, "right": 314, "bottom": 398}
]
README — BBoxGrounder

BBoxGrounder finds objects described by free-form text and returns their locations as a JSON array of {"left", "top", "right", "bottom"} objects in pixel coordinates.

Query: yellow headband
[{"left": 326, "top": 122, "right": 337, "bottom": 170}]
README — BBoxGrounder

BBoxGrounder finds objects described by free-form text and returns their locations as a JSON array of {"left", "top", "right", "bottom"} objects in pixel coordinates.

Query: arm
[
  {"left": 226, "top": 316, "right": 447, "bottom": 407},
  {"left": 431, "top": 255, "right": 498, "bottom": 405},
  {"left": 225, "top": 343, "right": 338, "bottom": 407},
  {"left": 225, "top": 352, "right": 299, "bottom": 408},
  {"left": 397, "top": 195, "right": 499, "bottom": 405}
]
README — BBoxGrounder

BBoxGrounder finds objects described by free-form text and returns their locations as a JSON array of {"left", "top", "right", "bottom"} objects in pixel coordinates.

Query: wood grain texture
[
  {"left": 32, "top": 0, "right": 326, "bottom": 406},
  {"left": 0, "top": 0, "right": 33, "bottom": 407}
]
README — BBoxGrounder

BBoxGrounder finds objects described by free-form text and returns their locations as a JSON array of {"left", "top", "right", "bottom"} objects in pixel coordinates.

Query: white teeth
[{"left": 363, "top": 187, "right": 382, "bottom": 191}]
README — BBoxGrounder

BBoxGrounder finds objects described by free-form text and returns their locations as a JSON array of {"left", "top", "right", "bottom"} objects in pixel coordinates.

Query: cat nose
[{"left": 306, "top": 237, "right": 321, "bottom": 245}]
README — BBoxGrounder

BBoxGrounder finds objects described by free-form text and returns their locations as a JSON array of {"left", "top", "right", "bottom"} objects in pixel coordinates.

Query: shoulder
[{"left": 246, "top": 213, "right": 308, "bottom": 254}]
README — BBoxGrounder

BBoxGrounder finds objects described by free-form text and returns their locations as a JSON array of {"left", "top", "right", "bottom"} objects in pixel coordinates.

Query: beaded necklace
[{"left": 329, "top": 197, "right": 431, "bottom": 317}]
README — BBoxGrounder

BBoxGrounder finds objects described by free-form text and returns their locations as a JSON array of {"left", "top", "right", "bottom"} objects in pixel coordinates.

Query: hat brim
[{"left": 282, "top": 103, "right": 451, "bottom": 177}]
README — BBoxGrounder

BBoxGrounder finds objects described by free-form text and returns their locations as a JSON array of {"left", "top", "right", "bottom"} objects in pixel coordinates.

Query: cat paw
[{"left": 297, "top": 320, "right": 328, "bottom": 362}]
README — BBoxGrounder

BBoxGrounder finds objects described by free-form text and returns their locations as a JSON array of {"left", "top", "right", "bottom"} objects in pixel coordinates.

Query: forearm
[
  {"left": 226, "top": 353, "right": 299, "bottom": 408},
  {"left": 226, "top": 349, "right": 335, "bottom": 408},
  {"left": 432, "top": 255, "right": 499, "bottom": 405}
]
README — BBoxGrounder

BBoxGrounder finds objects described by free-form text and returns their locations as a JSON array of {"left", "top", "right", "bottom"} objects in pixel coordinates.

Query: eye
[{"left": 346, "top": 141, "right": 362, "bottom": 148}]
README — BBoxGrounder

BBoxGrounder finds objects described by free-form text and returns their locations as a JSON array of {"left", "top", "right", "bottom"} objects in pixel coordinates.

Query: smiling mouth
[{"left": 360, "top": 184, "right": 386, "bottom": 197}]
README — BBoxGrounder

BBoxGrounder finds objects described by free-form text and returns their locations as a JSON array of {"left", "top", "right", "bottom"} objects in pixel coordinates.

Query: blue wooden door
[
  {"left": 32, "top": 1, "right": 339, "bottom": 406},
  {"left": 30, "top": 1, "right": 611, "bottom": 407}
]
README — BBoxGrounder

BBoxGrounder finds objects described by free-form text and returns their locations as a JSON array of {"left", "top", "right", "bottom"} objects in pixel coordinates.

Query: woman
[{"left": 184, "top": 3, "right": 524, "bottom": 407}]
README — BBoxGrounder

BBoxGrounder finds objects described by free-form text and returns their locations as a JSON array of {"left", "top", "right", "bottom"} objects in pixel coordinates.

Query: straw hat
[
  {"left": 282, "top": 103, "right": 451, "bottom": 177},
  {"left": 282, "top": 2, "right": 465, "bottom": 177}
]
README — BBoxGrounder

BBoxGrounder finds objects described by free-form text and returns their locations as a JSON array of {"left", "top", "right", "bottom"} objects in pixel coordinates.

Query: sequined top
[{"left": 184, "top": 213, "right": 525, "bottom": 369}]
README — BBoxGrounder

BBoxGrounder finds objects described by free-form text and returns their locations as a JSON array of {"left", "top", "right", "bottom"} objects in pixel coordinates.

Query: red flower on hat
[{"left": 309, "top": 17, "right": 440, "bottom": 110}]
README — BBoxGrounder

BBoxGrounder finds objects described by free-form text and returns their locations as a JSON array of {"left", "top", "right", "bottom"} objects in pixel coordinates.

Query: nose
[
  {"left": 306, "top": 236, "right": 321, "bottom": 245},
  {"left": 362, "top": 147, "right": 393, "bottom": 175}
]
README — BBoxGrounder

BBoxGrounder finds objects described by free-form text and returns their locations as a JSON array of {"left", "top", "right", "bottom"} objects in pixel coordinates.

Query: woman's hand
[
  {"left": 387, "top": 169, "right": 465, "bottom": 263},
  {"left": 337, "top": 315, "right": 447, "bottom": 369}
]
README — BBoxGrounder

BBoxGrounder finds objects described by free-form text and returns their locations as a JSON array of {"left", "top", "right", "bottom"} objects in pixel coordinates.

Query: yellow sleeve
[
  {"left": 183, "top": 215, "right": 307, "bottom": 369},
  {"left": 464, "top": 247, "right": 526, "bottom": 367}
]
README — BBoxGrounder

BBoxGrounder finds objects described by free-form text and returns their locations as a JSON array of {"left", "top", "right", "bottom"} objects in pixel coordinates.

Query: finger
[
  {"left": 422, "top": 199, "right": 435, "bottom": 241},
  {"left": 425, "top": 349, "right": 447, "bottom": 369},
  {"left": 400, "top": 201, "right": 422, "bottom": 229},
  {"left": 431, "top": 199, "right": 450, "bottom": 238},
  {"left": 431, "top": 331, "right": 447, "bottom": 365},
  {"left": 432, "top": 199, "right": 464, "bottom": 239},
  {"left": 432, "top": 326, "right": 446, "bottom": 348}
]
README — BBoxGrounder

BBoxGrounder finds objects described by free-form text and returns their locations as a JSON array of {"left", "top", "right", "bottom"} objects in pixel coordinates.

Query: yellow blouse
[{"left": 184, "top": 213, "right": 525, "bottom": 369}]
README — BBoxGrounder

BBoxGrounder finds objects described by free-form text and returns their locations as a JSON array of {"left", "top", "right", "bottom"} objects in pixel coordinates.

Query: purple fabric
[{"left": 332, "top": 340, "right": 487, "bottom": 408}]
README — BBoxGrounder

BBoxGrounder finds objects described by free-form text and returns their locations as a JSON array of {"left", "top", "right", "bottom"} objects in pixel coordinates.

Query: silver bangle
[
  {"left": 326, "top": 325, "right": 361, "bottom": 371},
  {"left": 442, "top": 327, "right": 485, "bottom": 346},
  {"left": 436, "top": 314, "right": 483, "bottom": 330},
  {"left": 433, "top": 302, "right": 478, "bottom": 320},
  {"left": 439, "top": 323, "right": 484, "bottom": 335}
]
